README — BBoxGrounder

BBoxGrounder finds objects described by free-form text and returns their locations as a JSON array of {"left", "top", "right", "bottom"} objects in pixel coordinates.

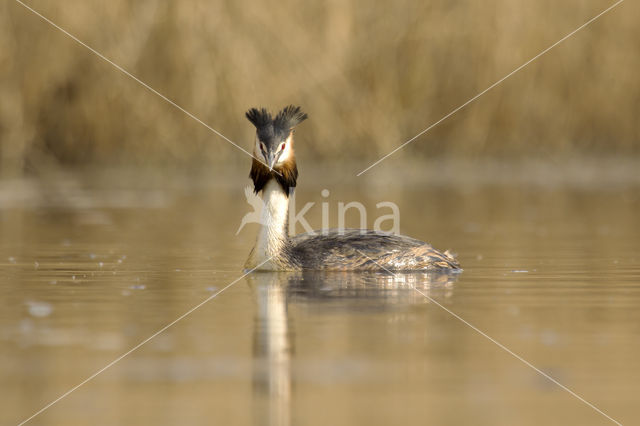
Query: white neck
[{"left": 249, "top": 180, "right": 290, "bottom": 268}]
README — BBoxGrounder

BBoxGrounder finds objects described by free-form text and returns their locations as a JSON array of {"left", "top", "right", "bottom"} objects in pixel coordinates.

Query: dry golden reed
[{"left": 1, "top": 0, "right": 638, "bottom": 173}]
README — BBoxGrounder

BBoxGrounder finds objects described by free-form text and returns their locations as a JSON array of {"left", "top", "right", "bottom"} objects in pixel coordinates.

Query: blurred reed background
[{"left": 0, "top": 0, "right": 638, "bottom": 176}]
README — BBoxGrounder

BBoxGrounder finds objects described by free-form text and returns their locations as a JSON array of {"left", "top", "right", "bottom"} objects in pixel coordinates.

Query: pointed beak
[{"left": 266, "top": 152, "right": 277, "bottom": 171}]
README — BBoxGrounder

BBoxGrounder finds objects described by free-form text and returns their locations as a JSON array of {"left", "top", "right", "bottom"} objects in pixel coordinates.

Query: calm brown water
[{"left": 1, "top": 163, "right": 639, "bottom": 425}]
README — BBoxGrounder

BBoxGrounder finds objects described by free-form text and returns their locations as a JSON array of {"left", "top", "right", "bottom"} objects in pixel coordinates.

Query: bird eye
[{"left": 281, "top": 143, "right": 286, "bottom": 151}]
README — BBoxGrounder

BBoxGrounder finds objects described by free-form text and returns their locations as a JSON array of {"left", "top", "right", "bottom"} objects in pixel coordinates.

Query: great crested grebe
[{"left": 244, "top": 105, "right": 460, "bottom": 272}]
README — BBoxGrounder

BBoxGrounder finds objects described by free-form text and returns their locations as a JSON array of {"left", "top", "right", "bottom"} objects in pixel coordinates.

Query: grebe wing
[{"left": 289, "top": 229, "right": 460, "bottom": 271}]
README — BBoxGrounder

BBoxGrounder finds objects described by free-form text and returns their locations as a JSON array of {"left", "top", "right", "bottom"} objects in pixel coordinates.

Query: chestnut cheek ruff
[{"left": 250, "top": 157, "right": 298, "bottom": 195}]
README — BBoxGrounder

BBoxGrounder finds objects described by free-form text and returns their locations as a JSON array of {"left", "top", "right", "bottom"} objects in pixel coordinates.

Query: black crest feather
[
  {"left": 245, "top": 108, "right": 272, "bottom": 129},
  {"left": 245, "top": 105, "right": 307, "bottom": 136},
  {"left": 274, "top": 105, "right": 308, "bottom": 130}
]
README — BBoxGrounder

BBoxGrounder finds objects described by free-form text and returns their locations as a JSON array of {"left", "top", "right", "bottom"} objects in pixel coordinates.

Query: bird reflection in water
[
  {"left": 250, "top": 272, "right": 294, "bottom": 426},
  {"left": 247, "top": 271, "right": 458, "bottom": 426}
]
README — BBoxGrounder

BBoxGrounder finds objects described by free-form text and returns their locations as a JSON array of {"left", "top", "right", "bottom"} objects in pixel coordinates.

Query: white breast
[{"left": 253, "top": 180, "right": 290, "bottom": 263}]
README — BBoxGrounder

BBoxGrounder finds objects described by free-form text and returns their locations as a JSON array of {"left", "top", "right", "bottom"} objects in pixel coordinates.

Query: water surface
[{"left": 1, "top": 164, "right": 639, "bottom": 425}]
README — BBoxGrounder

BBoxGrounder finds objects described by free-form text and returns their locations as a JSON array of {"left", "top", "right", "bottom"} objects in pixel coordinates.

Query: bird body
[{"left": 243, "top": 106, "right": 460, "bottom": 272}]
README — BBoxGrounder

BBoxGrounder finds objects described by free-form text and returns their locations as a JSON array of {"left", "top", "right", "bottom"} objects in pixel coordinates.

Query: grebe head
[
  {"left": 246, "top": 105, "right": 307, "bottom": 170},
  {"left": 246, "top": 106, "right": 306, "bottom": 195}
]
